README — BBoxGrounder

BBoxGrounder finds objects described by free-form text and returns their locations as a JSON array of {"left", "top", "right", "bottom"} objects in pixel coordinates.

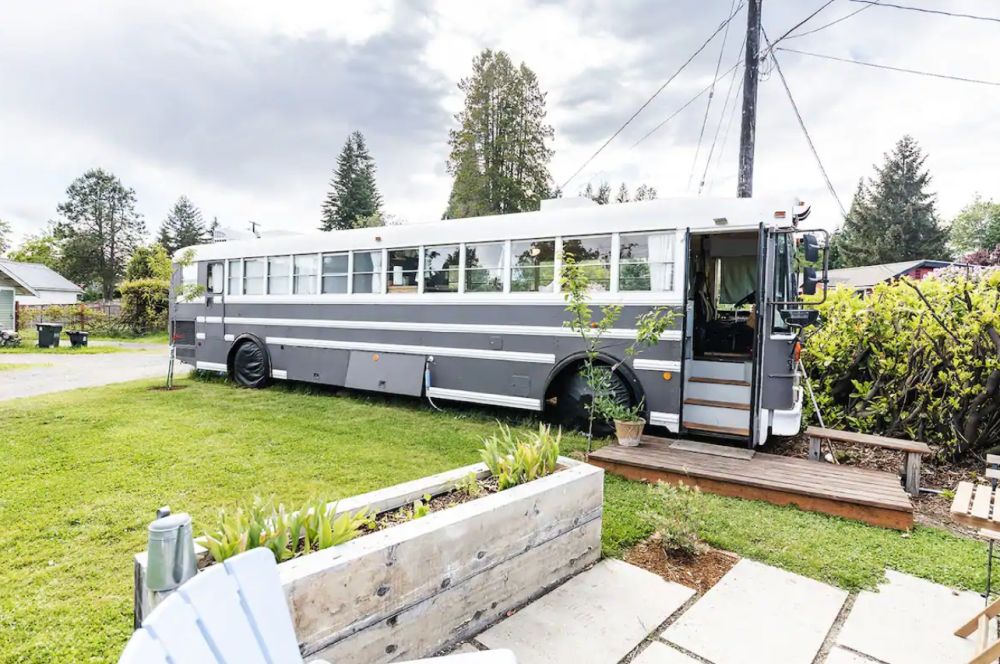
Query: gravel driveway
[{"left": 0, "top": 346, "right": 191, "bottom": 401}]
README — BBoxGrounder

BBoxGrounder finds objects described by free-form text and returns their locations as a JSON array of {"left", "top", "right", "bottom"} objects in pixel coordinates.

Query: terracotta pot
[{"left": 614, "top": 418, "right": 645, "bottom": 447}]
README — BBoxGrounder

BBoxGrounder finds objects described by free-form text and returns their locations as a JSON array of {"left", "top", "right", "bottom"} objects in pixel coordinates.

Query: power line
[
  {"left": 782, "top": 2, "right": 877, "bottom": 41},
  {"left": 688, "top": 0, "right": 741, "bottom": 191},
  {"left": 849, "top": 0, "right": 1000, "bottom": 24},
  {"left": 558, "top": 1, "right": 745, "bottom": 191},
  {"left": 762, "top": 29, "right": 848, "bottom": 218},
  {"left": 698, "top": 37, "right": 746, "bottom": 195},
  {"left": 761, "top": 0, "right": 839, "bottom": 56},
  {"left": 630, "top": 59, "right": 743, "bottom": 148},
  {"left": 706, "top": 74, "right": 743, "bottom": 194},
  {"left": 777, "top": 47, "right": 1000, "bottom": 87}
]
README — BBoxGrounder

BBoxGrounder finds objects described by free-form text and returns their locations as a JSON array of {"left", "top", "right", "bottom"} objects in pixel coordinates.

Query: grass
[
  {"left": 0, "top": 344, "right": 129, "bottom": 355},
  {"left": 15, "top": 329, "right": 168, "bottom": 345},
  {"left": 0, "top": 377, "right": 987, "bottom": 662},
  {"left": 0, "top": 362, "right": 51, "bottom": 371}
]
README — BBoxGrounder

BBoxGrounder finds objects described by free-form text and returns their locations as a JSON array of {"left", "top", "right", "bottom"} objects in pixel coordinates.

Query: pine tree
[
  {"left": 320, "top": 131, "right": 382, "bottom": 231},
  {"left": 835, "top": 135, "right": 948, "bottom": 267},
  {"left": 55, "top": 168, "right": 146, "bottom": 300},
  {"left": 444, "top": 50, "right": 555, "bottom": 219},
  {"left": 158, "top": 196, "right": 206, "bottom": 255}
]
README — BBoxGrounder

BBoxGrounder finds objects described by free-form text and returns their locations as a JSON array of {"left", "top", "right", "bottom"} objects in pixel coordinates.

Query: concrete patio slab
[
  {"left": 477, "top": 559, "right": 694, "bottom": 664},
  {"left": 663, "top": 559, "right": 847, "bottom": 664},
  {"left": 630, "top": 641, "right": 700, "bottom": 664},
  {"left": 837, "top": 570, "right": 987, "bottom": 664},
  {"left": 824, "top": 647, "right": 871, "bottom": 664}
]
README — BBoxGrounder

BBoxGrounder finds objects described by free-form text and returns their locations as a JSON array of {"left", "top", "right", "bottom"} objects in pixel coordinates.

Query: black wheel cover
[
  {"left": 232, "top": 340, "right": 271, "bottom": 388},
  {"left": 548, "top": 366, "right": 633, "bottom": 437}
]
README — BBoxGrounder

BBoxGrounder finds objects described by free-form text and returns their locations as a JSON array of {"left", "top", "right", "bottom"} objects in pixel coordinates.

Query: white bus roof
[{"left": 184, "top": 196, "right": 803, "bottom": 262}]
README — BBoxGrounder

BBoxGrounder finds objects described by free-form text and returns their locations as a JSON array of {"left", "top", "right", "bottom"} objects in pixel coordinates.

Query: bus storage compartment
[{"left": 344, "top": 351, "right": 425, "bottom": 397}]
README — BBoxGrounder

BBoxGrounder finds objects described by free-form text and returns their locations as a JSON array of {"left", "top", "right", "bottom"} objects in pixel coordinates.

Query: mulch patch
[
  {"left": 768, "top": 432, "right": 987, "bottom": 538},
  {"left": 375, "top": 475, "right": 500, "bottom": 529},
  {"left": 624, "top": 537, "right": 739, "bottom": 595}
]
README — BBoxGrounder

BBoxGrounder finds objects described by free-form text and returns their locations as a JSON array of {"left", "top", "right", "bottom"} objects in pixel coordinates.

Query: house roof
[
  {"left": 0, "top": 259, "right": 82, "bottom": 296},
  {"left": 826, "top": 260, "right": 954, "bottom": 290}
]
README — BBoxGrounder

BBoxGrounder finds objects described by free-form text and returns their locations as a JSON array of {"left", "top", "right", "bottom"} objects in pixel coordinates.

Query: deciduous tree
[
  {"left": 834, "top": 136, "right": 948, "bottom": 267},
  {"left": 320, "top": 131, "right": 382, "bottom": 231},
  {"left": 444, "top": 50, "right": 554, "bottom": 219},
  {"left": 949, "top": 195, "right": 1000, "bottom": 256},
  {"left": 55, "top": 169, "right": 146, "bottom": 300},
  {"left": 581, "top": 181, "right": 657, "bottom": 205},
  {"left": 7, "top": 231, "right": 61, "bottom": 268}
]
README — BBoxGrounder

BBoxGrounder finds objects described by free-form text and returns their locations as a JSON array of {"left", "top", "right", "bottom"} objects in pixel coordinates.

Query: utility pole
[{"left": 737, "top": 0, "right": 762, "bottom": 198}]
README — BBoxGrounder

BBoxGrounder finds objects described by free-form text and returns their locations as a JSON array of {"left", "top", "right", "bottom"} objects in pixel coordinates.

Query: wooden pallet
[{"left": 588, "top": 436, "right": 913, "bottom": 530}]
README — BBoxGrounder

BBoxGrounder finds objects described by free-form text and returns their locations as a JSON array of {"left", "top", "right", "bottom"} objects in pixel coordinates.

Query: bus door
[
  {"left": 748, "top": 226, "right": 769, "bottom": 448},
  {"left": 204, "top": 261, "right": 225, "bottom": 344}
]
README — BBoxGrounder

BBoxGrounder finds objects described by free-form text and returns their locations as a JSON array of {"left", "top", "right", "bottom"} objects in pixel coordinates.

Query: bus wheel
[
  {"left": 546, "top": 365, "right": 633, "bottom": 438},
  {"left": 231, "top": 339, "right": 272, "bottom": 389}
]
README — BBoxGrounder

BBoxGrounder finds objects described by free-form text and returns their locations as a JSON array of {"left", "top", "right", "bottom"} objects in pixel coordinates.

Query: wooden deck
[{"left": 588, "top": 436, "right": 914, "bottom": 530}]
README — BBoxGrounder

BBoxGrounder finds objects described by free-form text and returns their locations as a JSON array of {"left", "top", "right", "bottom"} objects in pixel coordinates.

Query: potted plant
[{"left": 595, "top": 393, "right": 646, "bottom": 446}]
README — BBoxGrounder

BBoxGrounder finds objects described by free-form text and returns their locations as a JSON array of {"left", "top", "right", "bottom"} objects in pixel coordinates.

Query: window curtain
[
  {"left": 719, "top": 256, "right": 757, "bottom": 304},
  {"left": 648, "top": 233, "right": 674, "bottom": 291}
]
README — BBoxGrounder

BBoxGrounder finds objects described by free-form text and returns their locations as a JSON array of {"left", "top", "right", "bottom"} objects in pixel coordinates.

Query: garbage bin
[
  {"left": 67, "top": 330, "right": 89, "bottom": 347},
  {"left": 36, "top": 323, "right": 63, "bottom": 348}
]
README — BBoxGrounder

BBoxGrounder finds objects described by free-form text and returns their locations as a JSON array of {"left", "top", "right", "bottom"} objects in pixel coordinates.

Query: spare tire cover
[{"left": 233, "top": 341, "right": 268, "bottom": 387}]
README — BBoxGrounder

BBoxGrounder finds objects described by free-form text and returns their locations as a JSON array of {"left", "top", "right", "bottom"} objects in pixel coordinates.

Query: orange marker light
[
  {"left": 372, "top": 353, "right": 380, "bottom": 362},
  {"left": 662, "top": 371, "right": 672, "bottom": 381},
  {"left": 792, "top": 342, "right": 801, "bottom": 363}
]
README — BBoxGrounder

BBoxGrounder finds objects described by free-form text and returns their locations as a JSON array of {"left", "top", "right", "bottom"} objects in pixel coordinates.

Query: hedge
[{"left": 803, "top": 268, "right": 1000, "bottom": 457}]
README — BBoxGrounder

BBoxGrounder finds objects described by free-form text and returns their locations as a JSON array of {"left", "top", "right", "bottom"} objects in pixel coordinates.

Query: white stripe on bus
[
  {"left": 426, "top": 387, "right": 542, "bottom": 411},
  {"left": 196, "top": 361, "right": 227, "bottom": 372},
  {"left": 224, "top": 316, "right": 682, "bottom": 341},
  {"left": 632, "top": 359, "right": 682, "bottom": 372},
  {"left": 195, "top": 332, "right": 206, "bottom": 340},
  {"left": 648, "top": 411, "right": 680, "bottom": 431},
  {"left": 264, "top": 336, "right": 555, "bottom": 365},
  {"left": 222, "top": 294, "right": 683, "bottom": 306}
]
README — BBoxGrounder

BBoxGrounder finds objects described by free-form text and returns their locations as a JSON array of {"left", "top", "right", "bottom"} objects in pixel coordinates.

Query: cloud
[{"left": 0, "top": 0, "right": 996, "bottom": 246}]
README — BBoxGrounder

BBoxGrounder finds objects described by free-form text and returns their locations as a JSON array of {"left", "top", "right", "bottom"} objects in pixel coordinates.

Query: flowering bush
[{"left": 804, "top": 270, "right": 1000, "bottom": 456}]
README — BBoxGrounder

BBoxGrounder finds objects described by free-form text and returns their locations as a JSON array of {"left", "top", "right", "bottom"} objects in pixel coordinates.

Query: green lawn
[
  {"left": 0, "top": 377, "right": 987, "bottom": 662},
  {"left": 0, "top": 344, "right": 129, "bottom": 355}
]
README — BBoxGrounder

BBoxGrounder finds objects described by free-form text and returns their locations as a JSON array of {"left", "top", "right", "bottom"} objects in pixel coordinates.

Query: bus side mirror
[
  {"left": 802, "top": 267, "right": 819, "bottom": 295},
  {"left": 779, "top": 309, "right": 819, "bottom": 328},
  {"left": 802, "top": 234, "right": 820, "bottom": 263}
]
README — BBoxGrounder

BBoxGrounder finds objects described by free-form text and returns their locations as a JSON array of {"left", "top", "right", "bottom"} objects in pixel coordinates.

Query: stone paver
[
  {"left": 823, "top": 647, "right": 871, "bottom": 664},
  {"left": 837, "top": 570, "right": 987, "bottom": 664},
  {"left": 0, "top": 349, "right": 185, "bottom": 400},
  {"left": 631, "top": 641, "right": 700, "bottom": 664},
  {"left": 663, "top": 559, "right": 847, "bottom": 664},
  {"left": 478, "top": 559, "right": 694, "bottom": 664}
]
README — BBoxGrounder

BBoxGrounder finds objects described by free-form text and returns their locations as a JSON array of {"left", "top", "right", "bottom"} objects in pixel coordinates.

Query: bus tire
[
  {"left": 545, "top": 363, "right": 634, "bottom": 438},
  {"left": 230, "top": 338, "right": 272, "bottom": 389}
]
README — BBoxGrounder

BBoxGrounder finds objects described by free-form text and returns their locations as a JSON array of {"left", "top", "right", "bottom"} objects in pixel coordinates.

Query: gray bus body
[{"left": 170, "top": 196, "right": 811, "bottom": 447}]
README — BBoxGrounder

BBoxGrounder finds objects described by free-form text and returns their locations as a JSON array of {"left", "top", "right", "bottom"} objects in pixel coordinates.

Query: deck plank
[{"left": 588, "top": 436, "right": 914, "bottom": 529}]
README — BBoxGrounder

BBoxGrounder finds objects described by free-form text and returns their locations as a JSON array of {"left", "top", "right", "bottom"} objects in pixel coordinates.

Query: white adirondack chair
[{"left": 120, "top": 547, "right": 515, "bottom": 664}]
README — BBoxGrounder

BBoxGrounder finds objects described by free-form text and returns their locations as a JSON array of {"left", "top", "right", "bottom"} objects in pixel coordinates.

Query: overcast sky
[{"left": 1, "top": 0, "right": 997, "bottom": 244}]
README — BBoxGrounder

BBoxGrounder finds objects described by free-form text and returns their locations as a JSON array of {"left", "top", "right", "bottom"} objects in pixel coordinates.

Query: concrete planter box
[{"left": 135, "top": 457, "right": 603, "bottom": 661}]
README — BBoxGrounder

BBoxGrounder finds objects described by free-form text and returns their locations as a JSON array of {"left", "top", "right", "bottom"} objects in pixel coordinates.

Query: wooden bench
[{"left": 806, "top": 426, "right": 932, "bottom": 498}]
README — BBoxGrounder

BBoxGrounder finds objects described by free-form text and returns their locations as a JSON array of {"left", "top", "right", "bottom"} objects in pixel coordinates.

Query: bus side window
[{"left": 206, "top": 262, "right": 224, "bottom": 295}]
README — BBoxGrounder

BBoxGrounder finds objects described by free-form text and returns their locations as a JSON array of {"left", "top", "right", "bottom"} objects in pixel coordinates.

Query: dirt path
[{"left": 0, "top": 350, "right": 190, "bottom": 401}]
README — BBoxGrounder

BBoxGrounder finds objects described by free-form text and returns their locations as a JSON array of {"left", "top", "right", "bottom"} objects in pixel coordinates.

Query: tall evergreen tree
[
  {"left": 158, "top": 196, "right": 206, "bottom": 255},
  {"left": 55, "top": 168, "right": 146, "bottom": 300},
  {"left": 0, "top": 219, "right": 11, "bottom": 256},
  {"left": 835, "top": 135, "right": 948, "bottom": 267},
  {"left": 320, "top": 131, "right": 382, "bottom": 231},
  {"left": 444, "top": 49, "right": 554, "bottom": 219}
]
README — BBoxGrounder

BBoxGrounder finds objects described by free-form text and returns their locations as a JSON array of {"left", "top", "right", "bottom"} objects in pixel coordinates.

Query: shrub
[
  {"left": 804, "top": 271, "right": 1000, "bottom": 456},
  {"left": 119, "top": 278, "right": 169, "bottom": 334},
  {"left": 199, "top": 496, "right": 372, "bottom": 564},
  {"left": 480, "top": 423, "right": 560, "bottom": 490},
  {"left": 642, "top": 481, "right": 705, "bottom": 557}
]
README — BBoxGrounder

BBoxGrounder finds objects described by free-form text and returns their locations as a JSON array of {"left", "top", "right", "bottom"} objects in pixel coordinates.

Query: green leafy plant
[
  {"left": 199, "top": 495, "right": 372, "bottom": 564},
  {"left": 561, "top": 253, "right": 676, "bottom": 443},
  {"left": 642, "top": 481, "right": 706, "bottom": 557},
  {"left": 455, "top": 471, "right": 483, "bottom": 497},
  {"left": 802, "top": 272, "right": 1000, "bottom": 456},
  {"left": 480, "top": 423, "right": 560, "bottom": 490},
  {"left": 405, "top": 493, "right": 433, "bottom": 520}
]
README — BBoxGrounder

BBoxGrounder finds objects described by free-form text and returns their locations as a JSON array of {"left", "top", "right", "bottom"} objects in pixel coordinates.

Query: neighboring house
[
  {"left": 0, "top": 260, "right": 82, "bottom": 328},
  {"left": 825, "top": 259, "right": 960, "bottom": 293}
]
